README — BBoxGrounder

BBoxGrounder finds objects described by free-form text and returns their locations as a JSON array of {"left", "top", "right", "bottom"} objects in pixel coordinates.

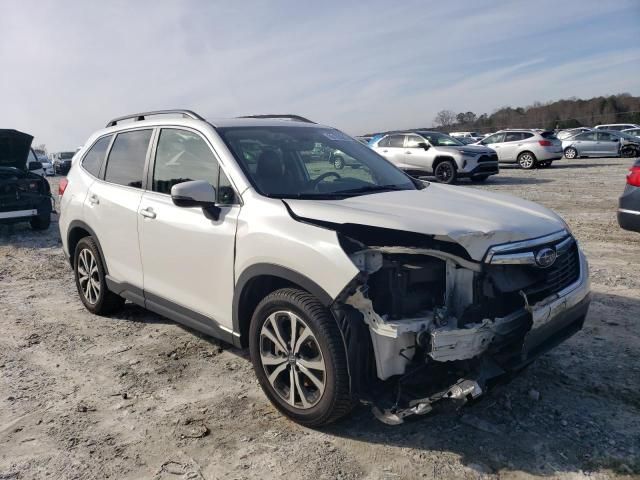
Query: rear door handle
[
  {"left": 88, "top": 194, "right": 99, "bottom": 205},
  {"left": 140, "top": 207, "right": 156, "bottom": 219}
]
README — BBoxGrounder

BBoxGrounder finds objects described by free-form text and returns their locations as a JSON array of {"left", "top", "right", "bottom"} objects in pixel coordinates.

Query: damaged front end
[{"left": 330, "top": 226, "right": 590, "bottom": 424}]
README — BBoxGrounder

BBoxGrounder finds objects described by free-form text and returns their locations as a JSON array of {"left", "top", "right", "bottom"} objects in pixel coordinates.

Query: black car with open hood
[{"left": 0, "top": 129, "right": 53, "bottom": 230}]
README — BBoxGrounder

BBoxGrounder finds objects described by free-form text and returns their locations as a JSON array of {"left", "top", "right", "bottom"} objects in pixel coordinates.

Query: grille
[
  {"left": 523, "top": 240, "right": 580, "bottom": 303},
  {"left": 478, "top": 154, "right": 498, "bottom": 163}
]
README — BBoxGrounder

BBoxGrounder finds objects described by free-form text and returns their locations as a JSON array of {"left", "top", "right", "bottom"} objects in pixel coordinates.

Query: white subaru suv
[{"left": 59, "top": 110, "right": 590, "bottom": 426}]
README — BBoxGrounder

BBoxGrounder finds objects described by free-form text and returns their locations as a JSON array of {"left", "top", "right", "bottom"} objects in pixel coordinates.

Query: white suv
[{"left": 59, "top": 110, "right": 591, "bottom": 426}]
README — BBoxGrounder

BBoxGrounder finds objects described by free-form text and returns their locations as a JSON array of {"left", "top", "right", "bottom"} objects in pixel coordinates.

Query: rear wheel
[
  {"left": 30, "top": 212, "right": 50, "bottom": 230},
  {"left": 333, "top": 156, "right": 345, "bottom": 170},
  {"left": 517, "top": 152, "right": 537, "bottom": 169},
  {"left": 564, "top": 147, "right": 577, "bottom": 159},
  {"left": 74, "top": 237, "right": 124, "bottom": 315},
  {"left": 249, "top": 288, "right": 354, "bottom": 426},
  {"left": 434, "top": 160, "right": 457, "bottom": 184}
]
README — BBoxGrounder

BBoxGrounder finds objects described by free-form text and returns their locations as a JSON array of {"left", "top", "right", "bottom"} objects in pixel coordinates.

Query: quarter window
[
  {"left": 104, "top": 129, "right": 152, "bottom": 188},
  {"left": 153, "top": 128, "right": 236, "bottom": 204},
  {"left": 376, "top": 136, "right": 390, "bottom": 147},
  {"left": 82, "top": 135, "right": 112, "bottom": 178}
]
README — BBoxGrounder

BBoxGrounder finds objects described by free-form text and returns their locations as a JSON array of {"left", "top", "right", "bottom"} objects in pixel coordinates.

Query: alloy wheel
[
  {"left": 435, "top": 162, "right": 454, "bottom": 182},
  {"left": 565, "top": 148, "right": 577, "bottom": 159},
  {"left": 519, "top": 154, "right": 535, "bottom": 169},
  {"left": 77, "top": 248, "right": 100, "bottom": 304},
  {"left": 259, "top": 311, "right": 326, "bottom": 409}
]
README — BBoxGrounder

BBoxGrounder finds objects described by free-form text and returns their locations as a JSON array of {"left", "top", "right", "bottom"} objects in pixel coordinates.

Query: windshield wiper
[{"left": 333, "top": 184, "right": 408, "bottom": 195}]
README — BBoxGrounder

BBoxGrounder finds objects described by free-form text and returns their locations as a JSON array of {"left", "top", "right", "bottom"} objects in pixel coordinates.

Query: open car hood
[
  {"left": 284, "top": 184, "right": 567, "bottom": 261},
  {"left": 0, "top": 129, "right": 33, "bottom": 171}
]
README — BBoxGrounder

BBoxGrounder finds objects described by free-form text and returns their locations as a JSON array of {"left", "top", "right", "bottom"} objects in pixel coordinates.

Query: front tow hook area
[{"left": 371, "top": 378, "right": 484, "bottom": 425}]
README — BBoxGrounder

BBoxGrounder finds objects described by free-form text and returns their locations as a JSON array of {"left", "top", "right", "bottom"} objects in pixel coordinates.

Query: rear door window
[
  {"left": 104, "top": 129, "right": 152, "bottom": 188},
  {"left": 81, "top": 135, "right": 112, "bottom": 178},
  {"left": 387, "top": 135, "right": 405, "bottom": 148},
  {"left": 577, "top": 132, "right": 597, "bottom": 141},
  {"left": 597, "top": 132, "right": 615, "bottom": 141},
  {"left": 504, "top": 132, "right": 524, "bottom": 142}
]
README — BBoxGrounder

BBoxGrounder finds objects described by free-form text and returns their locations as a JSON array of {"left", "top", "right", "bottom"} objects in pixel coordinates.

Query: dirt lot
[{"left": 1, "top": 157, "right": 639, "bottom": 480}]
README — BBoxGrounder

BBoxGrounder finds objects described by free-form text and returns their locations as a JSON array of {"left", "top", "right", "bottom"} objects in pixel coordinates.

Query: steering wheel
[{"left": 311, "top": 171, "right": 342, "bottom": 189}]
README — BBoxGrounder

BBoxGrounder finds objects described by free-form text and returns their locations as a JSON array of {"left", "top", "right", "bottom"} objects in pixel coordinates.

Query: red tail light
[
  {"left": 58, "top": 177, "right": 69, "bottom": 196},
  {"left": 538, "top": 140, "right": 553, "bottom": 146},
  {"left": 627, "top": 166, "right": 640, "bottom": 187}
]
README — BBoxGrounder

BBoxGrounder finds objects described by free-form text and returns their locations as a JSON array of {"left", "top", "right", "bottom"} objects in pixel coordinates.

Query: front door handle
[
  {"left": 405, "top": 150, "right": 412, "bottom": 154},
  {"left": 382, "top": 149, "right": 388, "bottom": 153},
  {"left": 140, "top": 207, "right": 156, "bottom": 219},
  {"left": 88, "top": 194, "right": 99, "bottom": 205}
]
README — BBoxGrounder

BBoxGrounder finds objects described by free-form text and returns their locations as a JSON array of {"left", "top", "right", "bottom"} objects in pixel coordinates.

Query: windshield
[
  {"left": 217, "top": 126, "right": 420, "bottom": 199},
  {"left": 417, "top": 132, "right": 464, "bottom": 147}
]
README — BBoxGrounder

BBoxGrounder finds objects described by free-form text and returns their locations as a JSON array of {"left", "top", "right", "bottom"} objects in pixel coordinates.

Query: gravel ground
[{"left": 1, "top": 157, "right": 639, "bottom": 480}]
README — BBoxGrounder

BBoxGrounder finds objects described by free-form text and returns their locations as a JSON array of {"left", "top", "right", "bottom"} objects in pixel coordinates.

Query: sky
[{"left": 1, "top": 0, "right": 640, "bottom": 151}]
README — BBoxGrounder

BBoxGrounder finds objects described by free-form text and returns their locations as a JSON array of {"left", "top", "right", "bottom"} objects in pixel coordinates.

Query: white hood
[{"left": 285, "top": 184, "right": 567, "bottom": 261}]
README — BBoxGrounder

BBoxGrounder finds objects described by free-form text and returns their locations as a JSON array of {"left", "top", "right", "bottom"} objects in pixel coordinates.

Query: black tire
[
  {"left": 433, "top": 160, "right": 457, "bottom": 184},
  {"left": 621, "top": 146, "right": 638, "bottom": 158},
  {"left": 517, "top": 151, "right": 537, "bottom": 169},
  {"left": 249, "top": 288, "right": 354, "bottom": 427},
  {"left": 333, "top": 156, "right": 345, "bottom": 170},
  {"left": 74, "top": 237, "right": 124, "bottom": 315},
  {"left": 30, "top": 212, "right": 50, "bottom": 230},
  {"left": 564, "top": 147, "right": 577, "bottom": 159},
  {"left": 470, "top": 174, "right": 489, "bottom": 182}
]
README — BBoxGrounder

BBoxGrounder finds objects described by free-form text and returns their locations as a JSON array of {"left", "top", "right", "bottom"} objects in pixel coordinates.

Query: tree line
[{"left": 368, "top": 94, "right": 640, "bottom": 135}]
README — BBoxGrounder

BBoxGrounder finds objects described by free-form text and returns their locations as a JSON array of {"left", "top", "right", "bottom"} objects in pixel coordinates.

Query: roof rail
[
  {"left": 105, "top": 110, "right": 205, "bottom": 128},
  {"left": 237, "top": 114, "right": 315, "bottom": 124}
]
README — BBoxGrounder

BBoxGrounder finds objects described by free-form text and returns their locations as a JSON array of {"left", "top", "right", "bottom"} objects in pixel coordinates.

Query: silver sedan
[{"left": 562, "top": 130, "right": 637, "bottom": 159}]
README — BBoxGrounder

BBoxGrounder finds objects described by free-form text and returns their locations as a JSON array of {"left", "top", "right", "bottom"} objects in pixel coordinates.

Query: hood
[
  {"left": 434, "top": 144, "right": 494, "bottom": 155},
  {"left": 284, "top": 185, "right": 567, "bottom": 261},
  {"left": 0, "top": 129, "right": 33, "bottom": 171}
]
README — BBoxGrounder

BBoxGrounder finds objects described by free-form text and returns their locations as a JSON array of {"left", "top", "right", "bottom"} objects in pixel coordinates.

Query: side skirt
[{"left": 105, "top": 276, "right": 240, "bottom": 347}]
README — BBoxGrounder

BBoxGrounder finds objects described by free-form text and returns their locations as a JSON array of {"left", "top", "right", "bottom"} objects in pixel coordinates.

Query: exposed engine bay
[{"left": 325, "top": 224, "right": 589, "bottom": 424}]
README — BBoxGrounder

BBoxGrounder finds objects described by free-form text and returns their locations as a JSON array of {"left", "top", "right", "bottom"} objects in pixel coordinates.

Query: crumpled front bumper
[{"left": 373, "top": 248, "right": 591, "bottom": 424}]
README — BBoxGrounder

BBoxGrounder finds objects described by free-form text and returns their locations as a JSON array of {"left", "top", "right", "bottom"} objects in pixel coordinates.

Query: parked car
[
  {"left": 59, "top": 109, "right": 589, "bottom": 426},
  {"left": 35, "top": 152, "right": 55, "bottom": 176},
  {"left": 449, "top": 131, "right": 483, "bottom": 142},
  {"left": 562, "top": 130, "right": 640, "bottom": 159},
  {"left": 622, "top": 127, "right": 640, "bottom": 138},
  {"left": 594, "top": 123, "right": 640, "bottom": 131},
  {"left": 556, "top": 127, "right": 592, "bottom": 140},
  {"left": 618, "top": 159, "right": 640, "bottom": 233},
  {"left": 475, "top": 129, "right": 562, "bottom": 169},
  {"left": 0, "top": 129, "right": 53, "bottom": 230},
  {"left": 371, "top": 131, "right": 499, "bottom": 183},
  {"left": 52, "top": 151, "right": 76, "bottom": 174}
]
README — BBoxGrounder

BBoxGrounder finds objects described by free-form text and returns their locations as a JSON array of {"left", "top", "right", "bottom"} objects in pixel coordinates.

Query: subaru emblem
[{"left": 535, "top": 247, "right": 557, "bottom": 268}]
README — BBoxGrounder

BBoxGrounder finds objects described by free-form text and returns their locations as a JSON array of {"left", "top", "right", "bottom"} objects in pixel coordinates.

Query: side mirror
[
  {"left": 417, "top": 142, "right": 430, "bottom": 150},
  {"left": 28, "top": 161, "right": 43, "bottom": 171},
  {"left": 171, "top": 180, "right": 220, "bottom": 220}
]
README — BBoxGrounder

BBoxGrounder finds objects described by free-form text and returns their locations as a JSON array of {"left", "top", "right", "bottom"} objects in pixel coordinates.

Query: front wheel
[
  {"left": 249, "top": 288, "right": 354, "bottom": 427},
  {"left": 434, "top": 160, "right": 457, "bottom": 184},
  {"left": 333, "top": 156, "right": 345, "bottom": 170},
  {"left": 518, "top": 152, "right": 537, "bottom": 169}
]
